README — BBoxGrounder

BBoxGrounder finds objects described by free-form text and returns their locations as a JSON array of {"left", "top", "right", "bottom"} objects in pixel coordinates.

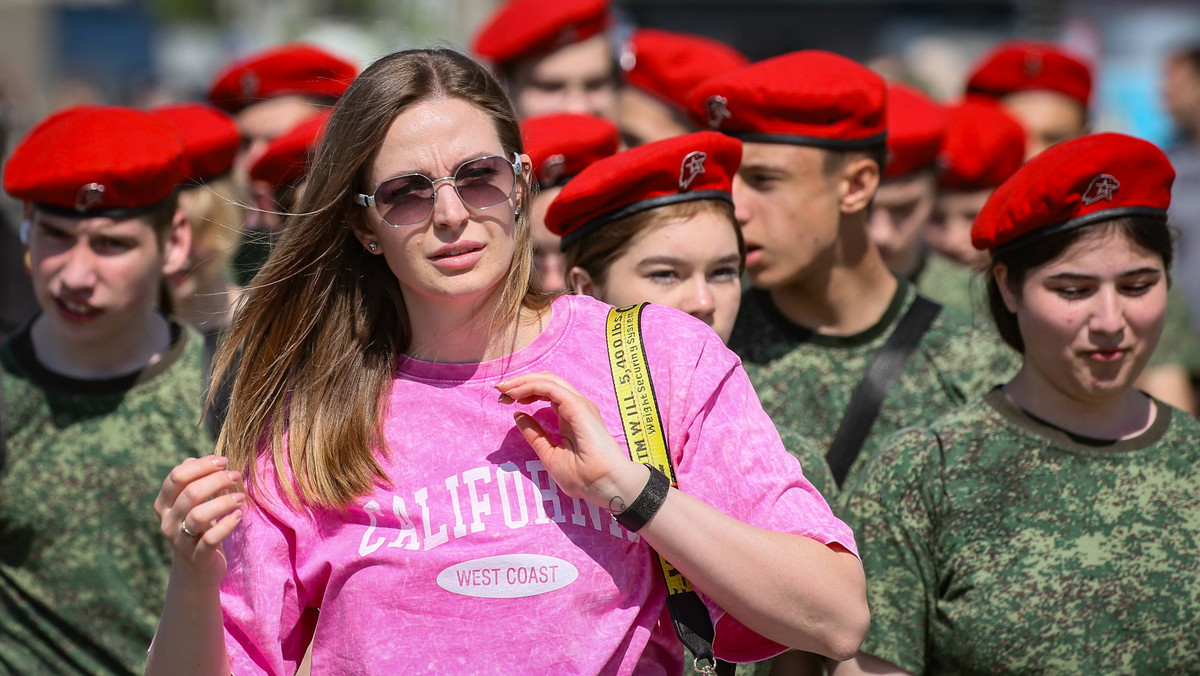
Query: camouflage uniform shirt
[
  {"left": 728, "top": 275, "right": 1018, "bottom": 508},
  {"left": 844, "top": 389, "right": 1200, "bottom": 674},
  {"left": 0, "top": 319, "right": 213, "bottom": 675}
]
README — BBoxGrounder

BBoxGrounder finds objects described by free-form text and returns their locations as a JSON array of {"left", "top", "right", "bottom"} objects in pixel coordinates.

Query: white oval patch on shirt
[{"left": 436, "top": 554, "right": 578, "bottom": 598}]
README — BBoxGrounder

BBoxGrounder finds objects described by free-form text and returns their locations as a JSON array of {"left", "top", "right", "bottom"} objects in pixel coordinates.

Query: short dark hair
[
  {"left": 986, "top": 216, "right": 1174, "bottom": 353},
  {"left": 821, "top": 142, "right": 889, "bottom": 180}
]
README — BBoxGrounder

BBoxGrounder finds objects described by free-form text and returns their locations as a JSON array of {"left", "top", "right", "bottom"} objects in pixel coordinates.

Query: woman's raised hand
[
  {"left": 496, "top": 371, "right": 649, "bottom": 511},
  {"left": 153, "top": 455, "right": 245, "bottom": 587}
]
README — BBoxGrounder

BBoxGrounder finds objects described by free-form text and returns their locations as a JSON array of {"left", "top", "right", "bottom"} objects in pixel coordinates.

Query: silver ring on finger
[{"left": 180, "top": 520, "right": 202, "bottom": 539}]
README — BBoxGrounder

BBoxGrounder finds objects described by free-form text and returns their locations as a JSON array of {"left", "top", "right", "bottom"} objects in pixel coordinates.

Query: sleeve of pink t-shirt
[
  {"left": 220, "top": 469, "right": 320, "bottom": 676},
  {"left": 641, "top": 303, "right": 858, "bottom": 663}
]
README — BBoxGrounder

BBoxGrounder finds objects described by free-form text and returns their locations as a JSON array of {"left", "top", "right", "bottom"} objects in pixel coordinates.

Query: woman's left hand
[{"left": 496, "top": 370, "right": 648, "bottom": 511}]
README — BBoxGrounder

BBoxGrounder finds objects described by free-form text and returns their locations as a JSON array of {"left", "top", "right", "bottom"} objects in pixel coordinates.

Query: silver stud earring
[
  {"left": 514, "top": 207, "right": 522, "bottom": 219},
  {"left": 368, "top": 242, "right": 378, "bottom": 253}
]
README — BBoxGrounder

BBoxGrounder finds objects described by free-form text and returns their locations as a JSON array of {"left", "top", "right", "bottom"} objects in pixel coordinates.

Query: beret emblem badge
[
  {"left": 75, "top": 183, "right": 106, "bottom": 212},
  {"left": 541, "top": 154, "right": 566, "bottom": 186},
  {"left": 679, "top": 151, "right": 707, "bottom": 190},
  {"left": 705, "top": 96, "right": 731, "bottom": 129},
  {"left": 1082, "top": 174, "right": 1119, "bottom": 206}
]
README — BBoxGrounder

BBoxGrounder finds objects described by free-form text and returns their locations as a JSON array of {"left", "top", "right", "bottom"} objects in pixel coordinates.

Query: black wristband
[{"left": 613, "top": 463, "right": 670, "bottom": 532}]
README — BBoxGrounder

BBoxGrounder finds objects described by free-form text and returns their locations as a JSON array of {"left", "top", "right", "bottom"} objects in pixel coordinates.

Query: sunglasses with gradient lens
[{"left": 355, "top": 153, "right": 521, "bottom": 227}]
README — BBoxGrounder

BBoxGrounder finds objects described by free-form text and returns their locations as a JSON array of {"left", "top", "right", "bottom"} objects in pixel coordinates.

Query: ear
[
  {"left": 838, "top": 155, "right": 881, "bottom": 215},
  {"left": 993, "top": 263, "right": 1020, "bottom": 313},
  {"left": 567, "top": 266, "right": 598, "bottom": 297},
  {"left": 161, "top": 206, "right": 192, "bottom": 277},
  {"left": 352, "top": 213, "right": 379, "bottom": 252}
]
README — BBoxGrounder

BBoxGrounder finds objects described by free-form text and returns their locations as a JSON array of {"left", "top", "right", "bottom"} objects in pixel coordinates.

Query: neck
[
  {"left": 1003, "top": 367, "right": 1155, "bottom": 440},
  {"left": 769, "top": 223, "right": 899, "bottom": 335},
  {"left": 31, "top": 310, "right": 171, "bottom": 379},
  {"left": 403, "top": 290, "right": 545, "bottom": 363}
]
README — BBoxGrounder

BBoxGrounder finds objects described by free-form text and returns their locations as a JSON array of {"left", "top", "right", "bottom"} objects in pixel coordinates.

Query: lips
[
  {"left": 55, "top": 296, "right": 101, "bottom": 322},
  {"left": 1085, "top": 347, "right": 1128, "bottom": 363},
  {"left": 430, "top": 245, "right": 483, "bottom": 260}
]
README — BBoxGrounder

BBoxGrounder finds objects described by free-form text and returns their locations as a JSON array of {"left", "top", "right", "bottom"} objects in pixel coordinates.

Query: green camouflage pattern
[
  {"left": 1147, "top": 284, "right": 1200, "bottom": 372},
  {"left": 844, "top": 389, "right": 1200, "bottom": 674},
  {"left": 912, "top": 252, "right": 988, "bottom": 318},
  {"left": 777, "top": 424, "right": 835, "bottom": 502},
  {"left": 729, "top": 276, "right": 1018, "bottom": 509},
  {"left": 0, "top": 321, "right": 213, "bottom": 675}
]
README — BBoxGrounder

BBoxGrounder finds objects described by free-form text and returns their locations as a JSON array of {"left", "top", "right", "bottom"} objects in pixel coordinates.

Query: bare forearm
[
  {"left": 633, "top": 483, "right": 869, "bottom": 660},
  {"left": 145, "top": 565, "right": 229, "bottom": 676}
]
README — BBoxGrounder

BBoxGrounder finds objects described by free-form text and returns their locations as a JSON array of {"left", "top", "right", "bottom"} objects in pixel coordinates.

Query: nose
[
  {"left": 867, "top": 206, "right": 894, "bottom": 251},
  {"left": 680, "top": 276, "right": 716, "bottom": 323},
  {"left": 57, "top": 240, "right": 98, "bottom": 291},
  {"left": 429, "top": 177, "right": 469, "bottom": 228},
  {"left": 1089, "top": 287, "right": 1126, "bottom": 335},
  {"left": 561, "top": 84, "right": 591, "bottom": 115},
  {"left": 732, "top": 176, "right": 751, "bottom": 227}
]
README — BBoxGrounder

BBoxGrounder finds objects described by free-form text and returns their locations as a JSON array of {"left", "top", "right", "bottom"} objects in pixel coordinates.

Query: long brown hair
[{"left": 211, "top": 49, "right": 553, "bottom": 509}]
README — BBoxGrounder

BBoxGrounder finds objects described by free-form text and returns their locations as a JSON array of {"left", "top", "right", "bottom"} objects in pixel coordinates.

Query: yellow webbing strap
[{"left": 606, "top": 303, "right": 691, "bottom": 596}]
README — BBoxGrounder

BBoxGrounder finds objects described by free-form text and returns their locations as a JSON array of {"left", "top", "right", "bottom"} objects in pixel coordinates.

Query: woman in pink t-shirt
[{"left": 147, "top": 48, "right": 867, "bottom": 676}]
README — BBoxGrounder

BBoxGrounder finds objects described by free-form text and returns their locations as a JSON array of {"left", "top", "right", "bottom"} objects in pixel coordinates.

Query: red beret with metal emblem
[
  {"left": 966, "top": 41, "right": 1093, "bottom": 109},
  {"left": 545, "top": 131, "right": 741, "bottom": 247},
  {"left": 208, "top": 43, "right": 357, "bottom": 114},
  {"left": 938, "top": 101, "right": 1026, "bottom": 192},
  {"left": 621, "top": 29, "right": 749, "bottom": 111},
  {"left": 248, "top": 110, "right": 332, "bottom": 189},
  {"left": 686, "top": 50, "right": 887, "bottom": 149},
  {"left": 884, "top": 83, "right": 946, "bottom": 179},
  {"left": 4, "top": 105, "right": 185, "bottom": 214},
  {"left": 972, "top": 133, "right": 1173, "bottom": 252},
  {"left": 521, "top": 113, "right": 620, "bottom": 188},
  {"left": 472, "top": 0, "right": 609, "bottom": 66},
  {"left": 151, "top": 103, "right": 240, "bottom": 183}
]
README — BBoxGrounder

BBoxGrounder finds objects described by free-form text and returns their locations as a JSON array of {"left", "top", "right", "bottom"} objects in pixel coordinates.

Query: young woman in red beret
[
  {"left": 835, "top": 133, "right": 1200, "bottom": 674},
  {"left": 147, "top": 49, "right": 867, "bottom": 676}
]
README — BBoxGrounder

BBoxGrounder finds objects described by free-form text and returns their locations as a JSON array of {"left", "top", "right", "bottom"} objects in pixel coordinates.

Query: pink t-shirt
[{"left": 220, "top": 295, "right": 855, "bottom": 675}]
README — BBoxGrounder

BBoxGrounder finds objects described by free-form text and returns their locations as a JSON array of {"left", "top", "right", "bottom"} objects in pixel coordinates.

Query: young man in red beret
[
  {"left": 617, "top": 28, "right": 749, "bottom": 147},
  {"left": 521, "top": 112, "right": 620, "bottom": 290},
  {"left": 687, "top": 51, "right": 1017, "bottom": 503},
  {"left": 965, "top": 40, "right": 1092, "bottom": 160},
  {"left": 472, "top": 0, "right": 619, "bottom": 121},
  {"left": 0, "top": 106, "right": 215, "bottom": 674},
  {"left": 208, "top": 42, "right": 356, "bottom": 248},
  {"left": 926, "top": 101, "right": 1026, "bottom": 271}
]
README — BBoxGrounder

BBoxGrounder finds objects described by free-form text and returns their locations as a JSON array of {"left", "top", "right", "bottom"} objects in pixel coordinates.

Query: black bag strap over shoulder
[{"left": 827, "top": 295, "right": 941, "bottom": 486}]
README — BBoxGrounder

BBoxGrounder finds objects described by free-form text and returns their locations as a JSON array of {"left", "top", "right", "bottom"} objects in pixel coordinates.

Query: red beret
[
  {"left": 545, "top": 131, "right": 741, "bottom": 247},
  {"left": 938, "top": 101, "right": 1026, "bottom": 192},
  {"left": 620, "top": 29, "right": 749, "bottom": 111},
  {"left": 686, "top": 50, "right": 887, "bottom": 150},
  {"left": 973, "top": 133, "right": 1173, "bottom": 252},
  {"left": 472, "top": 0, "right": 609, "bottom": 67},
  {"left": 208, "top": 43, "right": 357, "bottom": 114},
  {"left": 521, "top": 113, "right": 620, "bottom": 188},
  {"left": 966, "top": 41, "right": 1092, "bottom": 109},
  {"left": 248, "top": 110, "right": 331, "bottom": 189},
  {"left": 151, "top": 103, "right": 240, "bottom": 183},
  {"left": 884, "top": 84, "right": 946, "bottom": 179},
  {"left": 4, "top": 105, "right": 185, "bottom": 215}
]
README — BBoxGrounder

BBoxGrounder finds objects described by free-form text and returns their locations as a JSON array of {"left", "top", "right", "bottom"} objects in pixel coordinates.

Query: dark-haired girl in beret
[{"left": 836, "top": 133, "right": 1200, "bottom": 675}]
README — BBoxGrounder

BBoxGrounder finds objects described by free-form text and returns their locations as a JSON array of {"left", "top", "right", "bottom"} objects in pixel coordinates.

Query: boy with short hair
[{"left": 0, "top": 105, "right": 214, "bottom": 674}]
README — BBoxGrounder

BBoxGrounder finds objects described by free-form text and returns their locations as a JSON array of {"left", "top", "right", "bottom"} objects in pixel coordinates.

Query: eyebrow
[
  {"left": 637, "top": 253, "right": 742, "bottom": 267},
  {"left": 1046, "top": 267, "right": 1163, "bottom": 281},
  {"left": 376, "top": 151, "right": 503, "bottom": 183}
]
